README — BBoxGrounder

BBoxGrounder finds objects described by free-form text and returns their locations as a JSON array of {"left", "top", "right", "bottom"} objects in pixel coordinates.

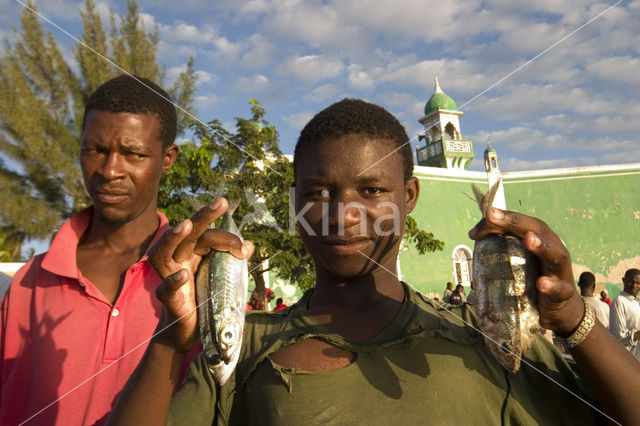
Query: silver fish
[
  {"left": 471, "top": 179, "right": 540, "bottom": 372},
  {"left": 195, "top": 201, "right": 248, "bottom": 385}
]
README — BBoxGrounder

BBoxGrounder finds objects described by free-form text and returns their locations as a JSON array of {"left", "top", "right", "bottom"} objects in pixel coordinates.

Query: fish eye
[{"left": 224, "top": 331, "right": 233, "bottom": 339}]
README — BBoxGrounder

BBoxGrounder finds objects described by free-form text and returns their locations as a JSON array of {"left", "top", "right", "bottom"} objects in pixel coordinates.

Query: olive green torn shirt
[{"left": 168, "top": 284, "right": 602, "bottom": 425}]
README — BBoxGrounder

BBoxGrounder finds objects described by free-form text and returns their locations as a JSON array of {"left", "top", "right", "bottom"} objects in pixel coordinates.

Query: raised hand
[
  {"left": 148, "top": 198, "right": 254, "bottom": 352},
  {"left": 469, "top": 206, "right": 583, "bottom": 336}
]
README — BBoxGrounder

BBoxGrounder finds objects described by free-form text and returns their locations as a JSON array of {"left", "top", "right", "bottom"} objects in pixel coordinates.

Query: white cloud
[
  {"left": 168, "top": 65, "right": 217, "bottom": 89},
  {"left": 284, "top": 111, "right": 314, "bottom": 130},
  {"left": 138, "top": 12, "right": 156, "bottom": 30},
  {"left": 240, "top": 34, "right": 275, "bottom": 69},
  {"left": 303, "top": 83, "right": 343, "bottom": 103},
  {"left": 347, "top": 64, "right": 374, "bottom": 90},
  {"left": 36, "top": 0, "right": 79, "bottom": 20},
  {"left": 212, "top": 36, "right": 244, "bottom": 60},
  {"left": 234, "top": 74, "right": 269, "bottom": 92},
  {"left": 378, "top": 91, "right": 417, "bottom": 108},
  {"left": 276, "top": 54, "right": 344, "bottom": 84},
  {"left": 194, "top": 93, "right": 221, "bottom": 110},
  {"left": 194, "top": 70, "right": 215, "bottom": 85},
  {"left": 263, "top": 1, "right": 364, "bottom": 49},
  {"left": 156, "top": 39, "right": 197, "bottom": 59},
  {"left": 239, "top": 0, "right": 271, "bottom": 15},
  {"left": 468, "top": 83, "right": 591, "bottom": 120},
  {"left": 475, "top": 126, "right": 549, "bottom": 152},
  {"left": 586, "top": 56, "right": 640, "bottom": 85},
  {"left": 160, "top": 21, "right": 218, "bottom": 44},
  {"left": 500, "top": 156, "right": 579, "bottom": 171},
  {"left": 93, "top": 1, "right": 111, "bottom": 22}
]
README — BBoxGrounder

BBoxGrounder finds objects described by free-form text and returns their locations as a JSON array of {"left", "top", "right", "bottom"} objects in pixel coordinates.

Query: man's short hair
[
  {"left": 294, "top": 98, "right": 413, "bottom": 181},
  {"left": 577, "top": 271, "right": 595, "bottom": 289},
  {"left": 83, "top": 75, "right": 177, "bottom": 148},
  {"left": 624, "top": 268, "right": 640, "bottom": 282}
]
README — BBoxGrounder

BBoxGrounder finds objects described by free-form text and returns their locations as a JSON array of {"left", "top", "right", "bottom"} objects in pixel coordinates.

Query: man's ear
[
  {"left": 405, "top": 176, "right": 419, "bottom": 214},
  {"left": 162, "top": 144, "right": 179, "bottom": 174}
]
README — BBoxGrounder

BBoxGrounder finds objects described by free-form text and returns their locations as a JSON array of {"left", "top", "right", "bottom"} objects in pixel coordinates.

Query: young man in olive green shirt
[{"left": 110, "top": 99, "right": 640, "bottom": 425}]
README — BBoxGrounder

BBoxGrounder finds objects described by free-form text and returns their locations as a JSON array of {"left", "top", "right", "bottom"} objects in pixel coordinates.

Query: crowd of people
[{"left": 1, "top": 75, "right": 639, "bottom": 425}]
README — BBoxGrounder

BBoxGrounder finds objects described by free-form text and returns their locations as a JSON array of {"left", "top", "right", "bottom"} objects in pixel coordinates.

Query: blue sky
[{"left": 1, "top": 0, "right": 640, "bottom": 174}]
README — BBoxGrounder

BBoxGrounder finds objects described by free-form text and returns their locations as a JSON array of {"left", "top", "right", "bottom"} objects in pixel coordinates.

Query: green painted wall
[
  {"left": 401, "top": 165, "right": 640, "bottom": 299},
  {"left": 504, "top": 169, "right": 640, "bottom": 299},
  {"left": 400, "top": 171, "right": 487, "bottom": 297}
]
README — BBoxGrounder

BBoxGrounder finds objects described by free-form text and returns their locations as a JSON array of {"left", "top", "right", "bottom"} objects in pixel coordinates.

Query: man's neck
[
  {"left": 307, "top": 267, "right": 405, "bottom": 342},
  {"left": 80, "top": 208, "right": 160, "bottom": 254},
  {"left": 310, "top": 266, "right": 405, "bottom": 312}
]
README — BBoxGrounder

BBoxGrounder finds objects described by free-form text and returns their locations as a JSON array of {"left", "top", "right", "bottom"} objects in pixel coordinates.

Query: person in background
[
  {"left": 247, "top": 288, "right": 275, "bottom": 311},
  {"left": 0, "top": 75, "right": 181, "bottom": 425},
  {"left": 609, "top": 268, "right": 640, "bottom": 360},
  {"left": 578, "top": 271, "right": 609, "bottom": 329},
  {"left": 273, "top": 298, "right": 287, "bottom": 311},
  {"left": 443, "top": 282, "right": 454, "bottom": 303},
  {"left": 448, "top": 284, "right": 466, "bottom": 305},
  {"left": 601, "top": 290, "right": 612, "bottom": 306},
  {"left": 466, "top": 281, "right": 475, "bottom": 305}
]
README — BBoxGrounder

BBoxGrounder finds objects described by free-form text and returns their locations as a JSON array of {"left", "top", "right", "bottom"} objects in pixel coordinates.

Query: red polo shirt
[{"left": 0, "top": 208, "right": 169, "bottom": 425}]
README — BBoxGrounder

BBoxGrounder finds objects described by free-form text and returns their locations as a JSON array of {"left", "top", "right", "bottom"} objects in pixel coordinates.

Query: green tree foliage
[
  {"left": 159, "top": 99, "right": 315, "bottom": 301},
  {"left": 0, "top": 0, "right": 197, "bottom": 254},
  {"left": 404, "top": 215, "right": 445, "bottom": 254},
  {"left": 0, "top": 228, "right": 31, "bottom": 262},
  {"left": 159, "top": 100, "right": 444, "bottom": 298}
]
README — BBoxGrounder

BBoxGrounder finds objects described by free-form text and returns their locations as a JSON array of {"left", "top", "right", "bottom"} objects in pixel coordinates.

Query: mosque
[{"left": 398, "top": 78, "right": 640, "bottom": 299}]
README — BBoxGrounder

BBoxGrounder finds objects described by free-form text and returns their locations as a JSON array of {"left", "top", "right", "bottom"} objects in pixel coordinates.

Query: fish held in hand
[
  {"left": 471, "top": 180, "right": 540, "bottom": 372},
  {"left": 195, "top": 201, "right": 248, "bottom": 385}
]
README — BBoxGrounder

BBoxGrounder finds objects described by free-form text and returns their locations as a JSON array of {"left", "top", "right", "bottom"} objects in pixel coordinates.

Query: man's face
[
  {"left": 294, "top": 135, "right": 418, "bottom": 279},
  {"left": 623, "top": 273, "right": 640, "bottom": 297},
  {"left": 80, "top": 110, "right": 177, "bottom": 224}
]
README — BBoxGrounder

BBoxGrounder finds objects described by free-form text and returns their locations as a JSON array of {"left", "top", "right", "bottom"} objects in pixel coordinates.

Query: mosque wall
[{"left": 401, "top": 163, "right": 640, "bottom": 300}]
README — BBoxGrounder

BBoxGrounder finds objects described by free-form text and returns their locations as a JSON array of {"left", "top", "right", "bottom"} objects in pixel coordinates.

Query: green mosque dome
[
  {"left": 424, "top": 77, "right": 457, "bottom": 115},
  {"left": 484, "top": 145, "right": 496, "bottom": 154}
]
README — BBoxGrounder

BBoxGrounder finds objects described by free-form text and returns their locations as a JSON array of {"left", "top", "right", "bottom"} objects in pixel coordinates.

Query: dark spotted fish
[
  {"left": 195, "top": 201, "right": 248, "bottom": 385},
  {"left": 471, "top": 179, "right": 540, "bottom": 372}
]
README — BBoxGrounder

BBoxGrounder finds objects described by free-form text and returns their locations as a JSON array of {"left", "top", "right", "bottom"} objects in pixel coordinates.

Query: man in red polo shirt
[{"left": 0, "top": 75, "right": 180, "bottom": 425}]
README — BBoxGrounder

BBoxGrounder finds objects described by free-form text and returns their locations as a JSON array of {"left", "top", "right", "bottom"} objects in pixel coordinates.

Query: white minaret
[
  {"left": 416, "top": 77, "right": 474, "bottom": 169},
  {"left": 484, "top": 137, "right": 506, "bottom": 209}
]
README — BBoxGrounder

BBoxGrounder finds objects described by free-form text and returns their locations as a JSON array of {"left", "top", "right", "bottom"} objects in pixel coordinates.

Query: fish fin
[
  {"left": 483, "top": 178, "right": 502, "bottom": 212},
  {"left": 470, "top": 178, "right": 502, "bottom": 216},
  {"left": 463, "top": 191, "right": 478, "bottom": 205},
  {"left": 188, "top": 188, "right": 225, "bottom": 213},
  {"left": 226, "top": 199, "right": 241, "bottom": 216},
  {"left": 471, "top": 184, "right": 486, "bottom": 215},
  {"left": 188, "top": 196, "right": 206, "bottom": 212}
]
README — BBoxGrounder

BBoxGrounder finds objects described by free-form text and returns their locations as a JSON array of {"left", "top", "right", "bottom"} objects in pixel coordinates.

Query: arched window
[
  {"left": 452, "top": 245, "right": 473, "bottom": 287},
  {"left": 444, "top": 122, "right": 459, "bottom": 140}
]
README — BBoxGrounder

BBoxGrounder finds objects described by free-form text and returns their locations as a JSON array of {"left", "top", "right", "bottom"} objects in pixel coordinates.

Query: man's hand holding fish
[
  {"left": 108, "top": 198, "right": 253, "bottom": 425},
  {"left": 469, "top": 205, "right": 640, "bottom": 421}
]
